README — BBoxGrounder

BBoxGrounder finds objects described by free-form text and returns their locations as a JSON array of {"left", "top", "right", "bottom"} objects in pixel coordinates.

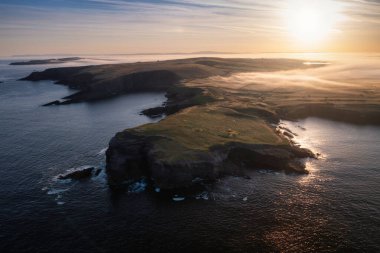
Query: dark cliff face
[
  {"left": 67, "top": 70, "right": 181, "bottom": 103},
  {"left": 20, "top": 57, "right": 313, "bottom": 106},
  {"left": 23, "top": 69, "right": 181, "bottom": 105},
  {"left": 106, "top": 132, "right": 150, "bottom": 185},
  {"left": 106, "top": 131, "right": 315, "bottom": 190},
  {"left": 21, "top": 67, "right": 91, "bottom": 89},
  {"left": 116, "top": 70, "right": 180, "bottom": 92}
]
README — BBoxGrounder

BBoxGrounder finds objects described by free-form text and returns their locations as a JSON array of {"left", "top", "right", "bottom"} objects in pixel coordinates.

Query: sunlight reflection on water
[{"left": 1, "top": 55, "right": 380, "bottom": 252}]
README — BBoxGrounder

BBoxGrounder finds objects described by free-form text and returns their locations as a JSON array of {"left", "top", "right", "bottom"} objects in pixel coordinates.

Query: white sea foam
[
  {"left": 195, "top": 191, "right": 209, "bottom": 200},
  {"left": 47, "top": 188, "right": 68, "bottom": 195},
  {"left": 97, "top": 148, "right": 108, "bottom": 156},
  {"left": 128, "top": 179, "right": 147, "bottom": 193},
  {"left": 91, "top": 168, "right": 107, "bottom": 183},
  {"left": 172, "top": 195, "right": 185, "bottom": 202}
]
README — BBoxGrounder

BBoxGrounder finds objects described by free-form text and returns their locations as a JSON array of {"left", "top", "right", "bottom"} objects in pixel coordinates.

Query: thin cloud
[{"left": 0, "top": 0, "right": 380, "bottom": 55}]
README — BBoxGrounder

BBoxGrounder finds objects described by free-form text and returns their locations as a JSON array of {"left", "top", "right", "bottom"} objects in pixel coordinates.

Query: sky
[{"left": 1, "top": 0, "right": 380, "bottom": 56}]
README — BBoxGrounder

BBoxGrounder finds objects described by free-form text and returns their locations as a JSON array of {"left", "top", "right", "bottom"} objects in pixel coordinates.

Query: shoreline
[{"left": 20, "top": 57, "right": 380, "bottom": 190}]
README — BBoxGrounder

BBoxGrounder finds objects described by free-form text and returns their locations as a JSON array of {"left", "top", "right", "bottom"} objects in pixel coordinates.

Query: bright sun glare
[{"left": 285, "top": 0, "right": 343, "bottom": 45}]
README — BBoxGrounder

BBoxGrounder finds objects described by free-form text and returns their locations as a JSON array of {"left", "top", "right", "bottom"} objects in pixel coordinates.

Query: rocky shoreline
[
  {"left": 20, "top": 57, "right": 311, "bottom": 106},
  {"left": 21, "top": 57, "right": 380, "bottom": 190},
  {"left": 106, "top": 131, "right": 315, "bottom": 189}
]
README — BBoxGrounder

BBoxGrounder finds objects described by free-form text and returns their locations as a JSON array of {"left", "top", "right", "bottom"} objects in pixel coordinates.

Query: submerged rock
[
  {"left": 94, "top": 168, "right": 102, "bottom": 176},
  {"left": 172, "top": 195, "right": 185, "bottom": 202},
  {"left": 43, "top": 100, "right": 61, "bottom": 106},
  {"left": 58, "top": 167, "right": 95, "bottom": 180}
]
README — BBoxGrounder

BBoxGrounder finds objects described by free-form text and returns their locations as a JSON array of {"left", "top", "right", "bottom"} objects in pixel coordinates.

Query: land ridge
[{"left": 21, "top": 57, "right": 380, "bottom": 189}]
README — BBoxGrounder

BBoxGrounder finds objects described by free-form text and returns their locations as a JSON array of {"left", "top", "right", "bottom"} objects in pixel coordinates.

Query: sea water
[{"left": 0, "top": 56, "right": 379, "bottom": 252}]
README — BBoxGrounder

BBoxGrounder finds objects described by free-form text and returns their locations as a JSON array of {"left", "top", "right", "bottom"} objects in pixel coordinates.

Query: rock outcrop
[
  {"left": 58, "top": 167, "right": 97, "bottom": 180},
  {"left": 106, "top": 105, "right": 316, "bottom": 190},
  {"left": 106, "top": 130, "right": 314, "bottom": 189}
]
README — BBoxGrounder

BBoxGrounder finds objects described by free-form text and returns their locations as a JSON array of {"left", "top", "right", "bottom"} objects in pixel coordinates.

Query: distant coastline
[
  {"left": 10, "top": 51, "right": 240, "bottom": 58},
  {"left": 10, "top": 57, "right": 81, "bottom": 66}
]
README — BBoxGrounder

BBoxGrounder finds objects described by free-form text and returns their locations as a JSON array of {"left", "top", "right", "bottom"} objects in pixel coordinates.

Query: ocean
[{"left": 0, "top": 55, "right": 379, "bottom": 252}]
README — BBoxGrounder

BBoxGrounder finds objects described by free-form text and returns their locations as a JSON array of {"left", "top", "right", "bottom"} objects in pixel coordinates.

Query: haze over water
[{"left": 0, "top": 54, "right": 379, "bottom": 252}]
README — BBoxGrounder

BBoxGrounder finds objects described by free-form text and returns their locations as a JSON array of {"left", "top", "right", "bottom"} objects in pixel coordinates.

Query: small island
[
  {"left": 10, "top": 57, "right": 81, "bottom": 65},
  {"left": 21, "top": 57, "right": 380, "bottom": 189}
]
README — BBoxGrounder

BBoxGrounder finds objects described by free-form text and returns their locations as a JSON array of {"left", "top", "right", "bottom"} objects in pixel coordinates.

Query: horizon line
[{"left": 4, "top": 51, "right": 380, "bottom": 58}]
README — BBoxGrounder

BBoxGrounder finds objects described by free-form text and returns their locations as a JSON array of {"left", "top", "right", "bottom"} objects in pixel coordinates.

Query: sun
[
  {"left": 288, "top": 8, "right": 326, "bottom": 43},
  {"left": 284, "top": 0, "right": 343, "bottom": 45}
]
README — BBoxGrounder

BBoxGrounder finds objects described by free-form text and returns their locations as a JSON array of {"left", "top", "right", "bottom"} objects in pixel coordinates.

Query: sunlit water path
[{"left": 0, "top": 55, "right": 379, "bottom": 252}]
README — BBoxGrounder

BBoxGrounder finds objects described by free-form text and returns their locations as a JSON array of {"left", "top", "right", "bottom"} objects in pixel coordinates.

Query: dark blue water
[{"left": 0, "top": 58, "right": 379, "bottom": 253}]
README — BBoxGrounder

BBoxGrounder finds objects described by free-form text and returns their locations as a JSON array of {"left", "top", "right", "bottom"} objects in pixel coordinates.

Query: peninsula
[{"left": 21, "top": 57, "right": 380, "bottom": 189}]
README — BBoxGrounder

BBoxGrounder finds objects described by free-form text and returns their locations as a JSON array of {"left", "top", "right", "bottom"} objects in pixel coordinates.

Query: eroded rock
[{"left": 58, "top": 167, "right": 95, "bottom": 180}]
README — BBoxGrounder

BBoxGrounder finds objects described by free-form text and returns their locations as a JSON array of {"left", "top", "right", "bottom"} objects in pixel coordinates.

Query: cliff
[
  {"left": 106, "top": 106, "right": 315, "bottom": 189},
  {"left": 21, "top": 57, "right": 380, "bottom": 190},
  {"left": 21, "top": 57, "right": 311, "bottom": 106}
]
